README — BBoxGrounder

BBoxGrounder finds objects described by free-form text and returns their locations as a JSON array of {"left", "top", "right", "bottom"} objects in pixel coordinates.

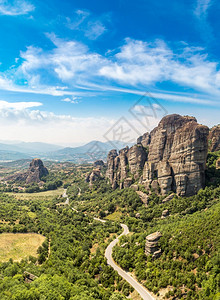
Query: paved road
[
  {"left": 93, "top": 217, "right": 106, "bottom": 223},
  {"left": 105, "top": 224, "right": 155, "bottom": 300},
  {"left": 63, "top": 188, "right": 154, "bottom": 300}
]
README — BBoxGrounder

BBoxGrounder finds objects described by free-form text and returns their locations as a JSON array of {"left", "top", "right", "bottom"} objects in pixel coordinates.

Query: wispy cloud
[
  {"left": 194, "top": 0, "right": 212, "bottom": 17},
  {"left": 1, "top": 35, "right": 220, "bottom": 106},
  {"left": 194, "top": 0, "right": 213, "bottom": 41},
  {"left": 85, "top": 20, "right": 106, "bottom": 40},
  {"left": 66, "top": 9, "right": 107, "bottom": 40},
  {"left": 0, "top": 0, "right": 35, "bottom": 16},
  {"left": 61, "top": 97, "right": 80, "bottom": 104},
  {"left": 100, "top": 38, "right": 220, "bottom": 95},
  {"left": 66, "top": 9, "right": 90, "bottom": 30}
]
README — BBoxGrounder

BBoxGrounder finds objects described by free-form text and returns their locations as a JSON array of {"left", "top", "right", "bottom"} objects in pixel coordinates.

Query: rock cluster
[
  {"left": 208, "top": 125, "right": 220, "bottom": 152},
  {"left": 145, "top": 232, "right": 162, "bottom": 258},
  {"left": 106, "top": 114, "right": 209, "bottom": 196}
]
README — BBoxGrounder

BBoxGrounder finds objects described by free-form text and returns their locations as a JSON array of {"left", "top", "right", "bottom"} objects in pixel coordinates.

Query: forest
[{"left": 0, "top": 151, "right": 219, "bottom": 299}]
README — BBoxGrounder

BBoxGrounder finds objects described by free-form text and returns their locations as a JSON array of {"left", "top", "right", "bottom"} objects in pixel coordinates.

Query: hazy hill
[
  {"left": 0, "top": 142, "right": 62, "bottom": 154},
  {"left": 0, "top": 140, "right": 132, "bottom": 162}
]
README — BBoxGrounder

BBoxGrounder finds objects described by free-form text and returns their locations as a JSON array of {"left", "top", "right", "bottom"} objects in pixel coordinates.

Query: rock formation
[
  {"left": 137, "top": 132, "right": 150, "bottom": 148},
  {"left": 26, "top": 159, "right": 49, "bottom": 184},
  {"left": 145, "top": 232, "right": 162, "bottom": 258},
  {"left": 85, "top": 169, "right": 101, "bottom": 186},
  {"left": 106, "top": 114, "right": 209, "bottom": 196},
  {"left": 136, "top": 191, "right": 149, "bottom": 206},
  {"left": 208, "top": 125, "right": 220, "bottom": 152},
  {"left": 5, "top": 158, "right": 48, "bottom": 184},
  {"left": 93, "top": 160, "right": 105, "bottom": 169}
]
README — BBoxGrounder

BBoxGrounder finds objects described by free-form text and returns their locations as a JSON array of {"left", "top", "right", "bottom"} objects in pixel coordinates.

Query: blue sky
[{"left": 0, "top": 0, "right": 219, "bottom": 145}]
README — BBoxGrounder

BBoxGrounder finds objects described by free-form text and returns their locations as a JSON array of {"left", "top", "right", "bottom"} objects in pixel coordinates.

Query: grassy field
[
  {"left": 105, "top": 211, "right": 122, "bottom": 221},
  {"left": 0, "top": 233, "right": 45, "bottom": 262},
  {"left": 7, "top": 188, "right": 64, "bottom": 200}
]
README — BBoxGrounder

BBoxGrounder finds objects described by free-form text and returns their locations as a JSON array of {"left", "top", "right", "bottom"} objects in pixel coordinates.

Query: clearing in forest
[{"left": 0, "top": 233, "right": 45, "bottom": 262}]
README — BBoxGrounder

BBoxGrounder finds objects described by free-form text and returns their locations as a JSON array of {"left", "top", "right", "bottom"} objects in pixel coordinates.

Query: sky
[{"left": 0, "top": 0, "right": 219, "bottom": 146}]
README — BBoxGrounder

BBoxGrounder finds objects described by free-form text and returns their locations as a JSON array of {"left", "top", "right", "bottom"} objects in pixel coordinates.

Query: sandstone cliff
[
  {"left": 5, "top": 158, "right": 48, "bottom": 184},
  {"left": 208, "top": 125, "right": 220, "bottom": 152},
  {"left": 85, "top": 169, "right": 101, "bottom": 186},
  {"left": 106, "top": 114, "right": 209, "bottom": 197},
  {"left": 26, "top": 158, "right": 49, "bottom": 184}
]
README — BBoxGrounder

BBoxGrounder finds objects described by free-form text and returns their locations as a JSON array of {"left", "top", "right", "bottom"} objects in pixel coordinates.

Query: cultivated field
[
  {"left": 7, "top": 188, "right": 64, "bottom": 200},
  {"left": 0, "top": 233, "right": 45, "bottom": 262}
]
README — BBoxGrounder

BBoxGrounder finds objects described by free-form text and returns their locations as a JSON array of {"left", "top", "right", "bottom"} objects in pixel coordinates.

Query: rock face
[
  {"left": 26, "top": 159, "right": 49, "bottom": 184},
  {"left": 85, "top": 169, "right": 101, "bottom": 186},
  {"left": 208, "top": 125, "right": 220, "bottom": 152},
  {"left": 5, "top": 158, "right": 48, "bottom": 184},
  {"left": 136, "top": 191, "right": 149, "bottom": 206},
  {"left": 145, "top": 232, "right": 162, "bottom": 258},
  {"left": 93, "top": 160, "right": 105, "bottom": 169},
  {"left": 137, "top": 132, "right": 151, "bottom": 148},
  {"left": 106, "top": 114, "right": 209, "bottom": 196}
]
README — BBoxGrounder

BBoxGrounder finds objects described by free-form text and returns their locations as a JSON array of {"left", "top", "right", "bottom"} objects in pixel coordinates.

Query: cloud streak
[
  {"left": 1, "top": 35, "right": 220, "bottom": 106},
  {"left": 194, "top": 0, "right": 213, "bottom": 41},
  {"left": 0, "top": 0, "right": 34, "bottom": 16},
  {"left": 66, "top": 9, "right": 107, "bottom": 40}
]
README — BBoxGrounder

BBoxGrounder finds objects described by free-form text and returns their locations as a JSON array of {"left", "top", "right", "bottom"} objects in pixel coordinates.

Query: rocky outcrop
[
  {"left": 93, "top": 160, "right": 105, "bottom": 169},
  {"left": 85, "top": 169, "right": 101, "bottom": 186},
  {"left": 142, "top": 114, "right": 209, "bottom": 196},
  {"left": 208, "top": 125, "right": 220, "bottom": 152},
  {"left": 5, "top": 158, "right": 48, "bottom": 184},
  {"left": 145, "top": 232, "right": 162, "bottom": 258},
  {"left": 136, "top": 191, "right": 149, "bottom": 206},
  {"left": 137, "top": 132, "right": 150, "bottom": 148},
  {"left": 106, "top": 145, "right": 147, "bottom": 189},
  {"left": 106, "top": 114, "right": 209, "bottom": 197},
  {"left": 26, "top": 159, "right": 49, "bottom": 184}
]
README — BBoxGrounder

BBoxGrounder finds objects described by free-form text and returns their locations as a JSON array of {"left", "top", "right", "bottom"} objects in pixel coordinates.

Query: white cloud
[
  {"left": 61, "top": 97, "right": 80, "bottom": 104},
  {"left": 85, "top": 21, "right": 106, "bottom": 40},
  {"left": 0, "top": 100, "right": 42, "bottom": 110},
  {"left": 0, "top": 0, "right": 34, "bottom": 16},
  {"left": 194, "top": 0, "right": 213, "bottom": 41},
  {"left": 0, "top": 100, "right": 116, "bottom": 144},
  {"left": 18, "top": 33, "right": 106, "bottom": 83},
  {"left": 99, "top": 38, "right": 220, "bottom": 95},
  {"left": 66, "top": 9, "right": 106, "bottom": 40},
  {"left": 66, "top": 9, "right": 90, "bottom": 30},
  {"left": 194, "top": 0, "right": 211, "bottom": 17},
  {"left": 1, "top": 35, "right": 220, "bottom": 105}
]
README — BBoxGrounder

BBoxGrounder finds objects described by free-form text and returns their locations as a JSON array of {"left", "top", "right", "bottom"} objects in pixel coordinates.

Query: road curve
[
  {"left": 64, "top": 189, "right": 154, "bottom": 300},
  {"left": 105, "top": 224, "right": 155, "bottom": 300}
]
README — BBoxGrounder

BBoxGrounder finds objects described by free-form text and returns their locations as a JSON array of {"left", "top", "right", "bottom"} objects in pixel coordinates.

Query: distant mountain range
[{"left": 0, "top": 140, "right": 133, "bottom": 163}]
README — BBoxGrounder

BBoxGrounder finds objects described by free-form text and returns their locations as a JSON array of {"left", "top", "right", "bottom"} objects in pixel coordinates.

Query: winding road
[
  {"left": 105, "top": 224, "right": 155, "bottom": 300},
  {"left": 63, "top": 189, "right": 154, "bottom": 300}
]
